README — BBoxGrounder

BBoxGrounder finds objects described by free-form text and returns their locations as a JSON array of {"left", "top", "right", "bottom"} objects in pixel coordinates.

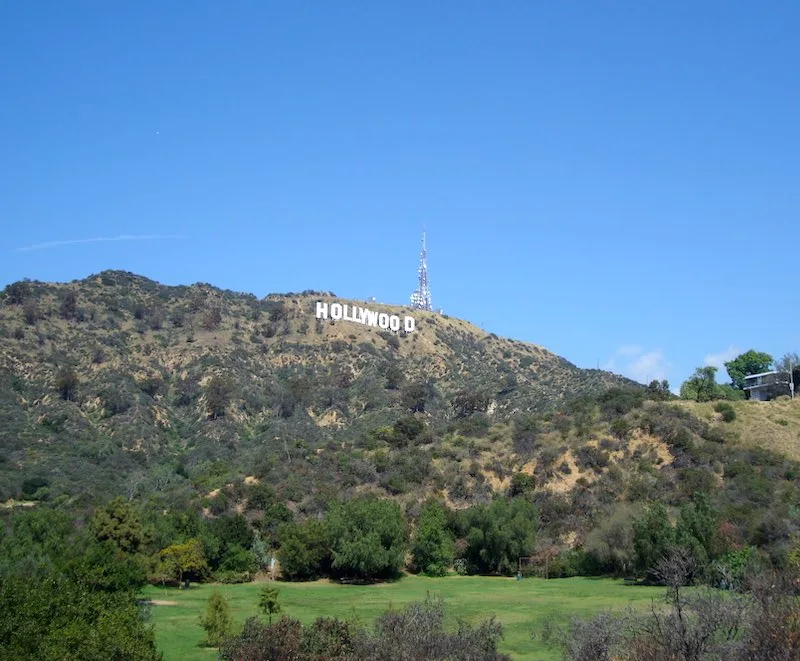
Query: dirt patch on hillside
[
  {"left": 149, "top": 600, "right": 178, "bottom": 606},
  {"left": 544, "top": 450, "right": 583, "bottom": 493},
  {"left": 630, "top": 430, "right": 673, "bottom": 465}
]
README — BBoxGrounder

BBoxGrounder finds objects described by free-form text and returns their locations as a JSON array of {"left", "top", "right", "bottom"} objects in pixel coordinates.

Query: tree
[
  {"left": 775, "top": 351, "right": 799, "bottom": 373},
  {"left": 638, "top": 550, "right": 748, "bottom": 658},
  {"left": 411, "top": 501, "right": 455, "bottom": 577},
  {"left": 584, "top": 505, "right": 638, "bottom": 576},
  {"left": 4, "top": 280, "right": 31, "bottom": 305},
  {"left": 392, "top": 416, "right": 424, "bottom": 444},
  {"left": 775, "top": 352, "right": 800, "bottom": 390},
  {"left": 401, "top": 381, "right": 428, "bottom": 413},
  {"left": 452, "top": 388, "right": 491, "bottom": 418},
  {"left": 456, "top": 498, "right": 537, "bottom": 575},
  {"left": 680, "top": 366, "right": 719, "bottom": 402},
  {"left": 67, "top": 540, "right": 148, "bottom": 592},
  {"left": 646, "top": 379, "right": 672, "bottom": 400},
  {"left": 725, "top": 350, "right": 774, "bottom": 390},
  {"left": 199, "top": 591, "right": 234, "bottom": 647},
  {"left": 0, "top": 570, "right": 161, "bottom": 660},
  {"left": 258, "top": 585, "right": 281, "bottom": 623},
  {"left": 205, "top": 375, "right": 232, "bottom": 419},
  {"left": 59, "top": 291, "right": 78, "bottom": 320},
  {"left": 56, "top": 367, "right": 79, "bottom": 401},
  {"left": 90, "top": 497, "right": 149, "bottom": 555},
  {"left": 159, "top": 538, "right": 208, "bottom": 584},
  {"left": 277, "top": 519, "right": 331, "bottom": 580},
  {"left": 675, "top": 493, "right": 720, "bottom": 570},
  {"left": 326, "top": 496, "right": 408, "bottom": 580},
  {"left": 633, "top": 502, "right": 675, "bottom": 577}
]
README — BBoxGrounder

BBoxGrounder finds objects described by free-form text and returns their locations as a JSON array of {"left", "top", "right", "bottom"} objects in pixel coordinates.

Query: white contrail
[{"left": 14, "top": 234, "right": 187, "bottom": 253}]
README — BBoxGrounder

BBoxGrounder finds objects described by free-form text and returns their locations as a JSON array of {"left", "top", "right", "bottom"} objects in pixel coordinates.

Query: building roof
[{"left": 744, "top": 370, "right": 781, "bottom": 380}]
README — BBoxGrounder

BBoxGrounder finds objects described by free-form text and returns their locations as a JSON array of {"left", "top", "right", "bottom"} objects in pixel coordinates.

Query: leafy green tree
[
  {"left": 258, "top": 585, "right": 281, "bottom": 623},
  {"left": 277, "top": 519, "right": 331, "bottom": 580},
  {"left": 159, "top": 538, "right": 208, "bottom": 584},
  {"left": 675, "top": 493, "right": 720, "bottom": 567},
  {"left": 0, "top": 508, "right": 76, "bottom": 575},
  {"left": 0, "top": 570, "right": 161, "bottom": 660},
  {"left": 68, "top": 540, "right": 148, "bottom": 591},
  {"left": 218, "top": 545, "right": 255, "bottom": 573},
  {"left": 456, "top": 498, "right": 537, "bottom": 575},
  {"left": 725, "top": 350, "right": 774, "bottom": 390},
  {"left": 633, "top": 502, "right": 675, "bottom": 576},
  {"left": 411, "top": 501, "right": 455, "bottom": 576},
  {"left": 199, "top": 591, "right": 234, "bottom": 647},
  {"left": 680, "top": 366, "right": 719, "bottom": 402},
  {"left": 326, "top": 496, "right": 408, "bottom": 580},
  {"left": 646, "top": 379, "right": 672, "bottom": 400},
  {"left": 715, "top": 383, "right": 746, "bottom": 401},
  {"left": 90, "top": 497, "right": 149, "bottom": 555}
]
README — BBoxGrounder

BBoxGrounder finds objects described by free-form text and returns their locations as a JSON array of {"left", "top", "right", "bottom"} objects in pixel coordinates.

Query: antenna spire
[{"left": 410, "top": 231, "right": 433, "bottom": 311}]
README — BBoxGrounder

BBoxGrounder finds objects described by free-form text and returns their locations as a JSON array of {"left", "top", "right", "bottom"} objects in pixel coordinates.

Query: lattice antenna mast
[{"left": 410, "top": 231, "right": 433, "bottom": 311}]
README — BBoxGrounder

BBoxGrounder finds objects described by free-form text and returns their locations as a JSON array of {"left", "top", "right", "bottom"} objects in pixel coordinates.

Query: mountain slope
[{"left": 0, "top": 270, "right": 631, "bottom": 502}]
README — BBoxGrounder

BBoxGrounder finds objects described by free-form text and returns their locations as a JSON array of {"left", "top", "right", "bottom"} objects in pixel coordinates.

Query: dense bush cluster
[
  {"left": 544, "top": 550, "right": 800, "bottom": 660},
  {"left": 220, "top": 596, "right": 510, "bottom": 661},
  {"left": 0, "top": 508, "right": 160, "bottom": 659}
]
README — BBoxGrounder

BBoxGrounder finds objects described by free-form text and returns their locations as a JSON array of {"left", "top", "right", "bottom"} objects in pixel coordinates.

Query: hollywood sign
[{"left": 316, "top": 301, "right": 416, "bottom": 333}]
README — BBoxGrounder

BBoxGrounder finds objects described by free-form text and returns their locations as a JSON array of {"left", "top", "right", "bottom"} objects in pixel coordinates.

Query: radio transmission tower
[{"left": 410, "top": 231, "right": 433, "bottom": 311}]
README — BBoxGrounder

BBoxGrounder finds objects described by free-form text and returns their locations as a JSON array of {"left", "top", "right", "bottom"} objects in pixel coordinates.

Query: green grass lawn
[{"left": 141, "top": 575, "right": 664, "bottom": 660}]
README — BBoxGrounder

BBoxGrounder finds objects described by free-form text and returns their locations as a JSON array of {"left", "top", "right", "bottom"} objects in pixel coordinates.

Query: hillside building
[{"left": 743, "top": 370, "right": 792, "bottom": 401}]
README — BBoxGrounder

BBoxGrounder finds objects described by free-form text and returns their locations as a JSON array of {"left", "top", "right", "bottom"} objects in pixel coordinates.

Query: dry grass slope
[{"left": 678, "top": 397, "right": 800, "bottom": 461}]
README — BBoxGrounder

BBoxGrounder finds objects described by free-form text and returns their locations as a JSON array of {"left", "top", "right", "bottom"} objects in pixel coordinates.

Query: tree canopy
[
  {"left": 725, "top": 350, "right": 774, "bottom": 390},
  {"left": 327, "top": 496, "right": 408, "bottom": 580}
]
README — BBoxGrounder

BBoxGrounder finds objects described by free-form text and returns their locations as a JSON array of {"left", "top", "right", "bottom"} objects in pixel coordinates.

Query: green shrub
[
  {"left": 714, "top": 401, "right": 736, "bottom": 423},
  {"left": 214, "top": 570, "right": 252, "bottom": 584},
  {"left": 199, "top": 591, "right": 234, "bottom": 647}
]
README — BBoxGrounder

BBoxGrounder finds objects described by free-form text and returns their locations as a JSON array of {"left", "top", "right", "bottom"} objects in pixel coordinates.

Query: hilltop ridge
[
  {"left": 3, "top": 271, "right": 800, "bottom": 574},
  {"left": 0, "top": 270, "right": 630, "bottom": 502}
]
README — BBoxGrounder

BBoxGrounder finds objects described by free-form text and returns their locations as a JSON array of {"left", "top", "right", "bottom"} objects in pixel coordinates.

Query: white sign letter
[
  {"left": 389, "top": 315, "right": 401, "bottom": 331},
  {"left": 331, "top": 303, "right": 343, "bottom": 320},
  {"left": 404, "top": 316, "right": 416, "bottom": 333},
  {"left": 378, "top": 313, "right": 390, "bottom": 329},
  {"left": 316, "top": 302, "right": 328, "bottom": 319}
]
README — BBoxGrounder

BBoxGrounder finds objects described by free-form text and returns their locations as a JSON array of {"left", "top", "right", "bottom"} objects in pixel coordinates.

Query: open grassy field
[{"left": 141, "top": 575, "right": 664, "bottom": 660}]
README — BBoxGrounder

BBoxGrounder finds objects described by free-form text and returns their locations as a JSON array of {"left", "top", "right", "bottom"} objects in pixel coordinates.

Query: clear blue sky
[{"left": 1, "top": 2, "right": 798, "bottom": 389}]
